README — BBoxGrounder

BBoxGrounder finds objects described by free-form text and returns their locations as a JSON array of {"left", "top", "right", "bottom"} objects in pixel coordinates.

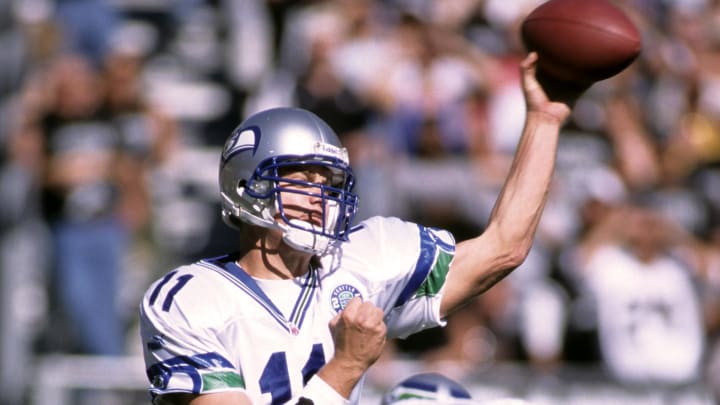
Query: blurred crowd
[{"left": 1, "top": 0, "right": 719, "bottom": 404}]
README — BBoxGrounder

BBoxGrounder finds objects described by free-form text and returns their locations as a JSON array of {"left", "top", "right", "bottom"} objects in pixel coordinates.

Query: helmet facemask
[{"left": 229, "top": 154, "right": 358, "bottom": 255}]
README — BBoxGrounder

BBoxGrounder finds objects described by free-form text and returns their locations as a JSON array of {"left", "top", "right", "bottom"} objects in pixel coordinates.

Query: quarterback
[{"left": 139, "top": 52, "right": 575, "bottom": 404}]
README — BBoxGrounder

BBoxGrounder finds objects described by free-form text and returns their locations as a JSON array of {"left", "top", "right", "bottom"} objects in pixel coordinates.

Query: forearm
[
  {"left": 442, "top": 112, "right": 563, "bottom": 315},
  {"left": 440, "top": 52, "right": 574, "bottom": 317},
  {"left": 485, "top": 111, "right": 562, "bottom": 260}
]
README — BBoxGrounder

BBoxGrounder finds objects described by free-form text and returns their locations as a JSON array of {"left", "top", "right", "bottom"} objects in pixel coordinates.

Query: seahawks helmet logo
[
  {"left": 222, "top": 126, "right": 260, "bottom": 162},
  {"left": 330, "top": 284, "right": 362, "bottom": 313}
]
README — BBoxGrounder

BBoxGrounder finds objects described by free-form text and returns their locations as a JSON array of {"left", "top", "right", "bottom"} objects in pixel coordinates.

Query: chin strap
[
  {"left": 222, "top": 192, "right": 338, "bottom": 256},
  {"left": 283, "top": 219, "right": 332, "bottom": 255}
]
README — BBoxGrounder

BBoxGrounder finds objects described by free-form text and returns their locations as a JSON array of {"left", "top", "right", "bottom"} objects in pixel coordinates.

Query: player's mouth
[
  {"left": 283, "top": 213, "right": 324, "bottom": 227},
  {"left": 305, "top": 214, "right": 324, "bottom": 227}
]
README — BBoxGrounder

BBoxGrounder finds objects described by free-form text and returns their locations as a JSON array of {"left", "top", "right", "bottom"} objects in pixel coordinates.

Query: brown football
[{"left": 521, "top": 0, "right": 642, "bottom": 85}]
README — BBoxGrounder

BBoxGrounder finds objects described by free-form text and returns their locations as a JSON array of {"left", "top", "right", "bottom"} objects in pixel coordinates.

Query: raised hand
[{"left": 521, "top": 52, "right": 582, "bottom": 119}]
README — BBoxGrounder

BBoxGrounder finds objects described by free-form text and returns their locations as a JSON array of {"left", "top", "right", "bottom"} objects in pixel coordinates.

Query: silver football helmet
[
  {"left": 381, "top": 373, "right": 476, "bottom": 404},
  {"left": 219, "top": 107, "right": 359, "bottom": 255}
]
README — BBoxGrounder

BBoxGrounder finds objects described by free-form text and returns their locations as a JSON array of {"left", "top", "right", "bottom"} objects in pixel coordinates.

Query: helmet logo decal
[
  {"left": 313, "top": 141, "right": 349, "bottom": 162},
  {"left": 222, "top": 126, "right": 261, "bottom": 163},
  {"left": 330, "top": 284, "right": 362, "bottom": 313}
]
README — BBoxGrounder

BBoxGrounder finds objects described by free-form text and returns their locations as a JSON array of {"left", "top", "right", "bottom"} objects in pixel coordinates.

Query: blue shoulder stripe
[{"left": 393, "top": 225, "right": 437, "bottom": 308}]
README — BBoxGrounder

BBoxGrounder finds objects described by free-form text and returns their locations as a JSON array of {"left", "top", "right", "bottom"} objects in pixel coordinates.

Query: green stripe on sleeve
[
  {"left": 414, "top": 250, "right": 453, "bottom": 298},
  {"left": 202, "top": 371, "right": 245, "bottom": 391}
]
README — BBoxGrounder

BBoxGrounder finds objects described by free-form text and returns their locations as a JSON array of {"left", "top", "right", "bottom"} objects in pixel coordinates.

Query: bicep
[{"left": 156, "top": 391, "right": 252, "bottom": 405}]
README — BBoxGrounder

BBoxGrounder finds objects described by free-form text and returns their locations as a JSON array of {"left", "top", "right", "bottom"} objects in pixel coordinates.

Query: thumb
[
  {"left": 328, "top": 296, "right": 361, "bottom": 332},
  {"left": 329, "top": 310, "right": 342, "bottom": 332}
]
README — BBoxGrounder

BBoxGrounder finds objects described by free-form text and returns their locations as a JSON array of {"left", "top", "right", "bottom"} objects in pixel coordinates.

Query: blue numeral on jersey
[
  {"left": 260, "top": 352, "right": 291, "bottom": 404},
  {"left": 149, "top": 271, "right": 194, "bottom": 311},
  {"left": 259, "top": 344, "right": 326, "bottom": 404},
  {"left": 301, "top": 343, "right": 325, "bottom": 384}
]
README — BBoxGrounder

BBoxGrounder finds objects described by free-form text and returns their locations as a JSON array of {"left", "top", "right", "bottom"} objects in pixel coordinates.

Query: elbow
[
  {"left": 453, "top": 225, "right": 536, "bottom": 297},
  {"left": 472, "top": 242, "right": 530, "bottom": 296},
  {"left": 501, "top": 243, "right": 531, "bottom": 270},
  {"left": 491, "top": 227, "right": 534, "bottom": 270}
]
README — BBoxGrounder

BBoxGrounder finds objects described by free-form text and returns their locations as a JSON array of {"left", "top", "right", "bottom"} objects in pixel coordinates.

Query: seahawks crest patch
[{"left": 330, "top": 284, "right": 362, "bottom": 313}]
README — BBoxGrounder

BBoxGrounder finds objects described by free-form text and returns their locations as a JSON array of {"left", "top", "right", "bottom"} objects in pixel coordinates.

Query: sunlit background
[{"left": 0, "top": 0, "right": 719, "bottom": 404}]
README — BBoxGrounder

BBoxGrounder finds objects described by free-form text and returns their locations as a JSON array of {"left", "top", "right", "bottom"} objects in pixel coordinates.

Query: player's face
[{"left": 276, "top": 165, "right": 335, "bottom": 227}]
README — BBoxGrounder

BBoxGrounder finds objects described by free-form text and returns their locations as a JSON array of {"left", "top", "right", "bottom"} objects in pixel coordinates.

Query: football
[{"left": 521, "top": 0, "right": 642, "bottom": 85}]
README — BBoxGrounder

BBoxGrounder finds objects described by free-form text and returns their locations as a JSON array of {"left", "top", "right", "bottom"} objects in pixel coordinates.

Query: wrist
[
  {"left": 312, "top": 357, "right": 367, "bottom": 400},
  {"left": 298, "top": 375, "right": 350, "bottom": 405},
  {"left": 526, "top": 109, "right": 569, "bottom": 126}
]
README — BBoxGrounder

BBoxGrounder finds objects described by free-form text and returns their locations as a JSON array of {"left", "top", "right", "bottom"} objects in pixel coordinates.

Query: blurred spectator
[
  {"left": 53, "top": 0, "right": 120, "bottom": 66},
  {"left": 103, "top": 46, "right": 177, "bottom": 229},
  {"left": 1, "top": 77, "right": 52, "bottom": 405},
  {"left": 101, "top": 44, "right": 182, "bottom": 336},
  {"left": 693, "top": 225, "right": 720, "bottom": 402},
  {"left": 294, "top": 37, "right": 372, "bottom": 140},
  {"left": 375, "top": 15, "right": 494, "bottom": 156},
  {"left": 604, "top": 92, "right": 663, "bottom": 191},
  {"left": 575, "top": 203, "right": 705, "bottom": 387},
  {"left": 14, "top": 53, "right": 148, "bottom": 356}
]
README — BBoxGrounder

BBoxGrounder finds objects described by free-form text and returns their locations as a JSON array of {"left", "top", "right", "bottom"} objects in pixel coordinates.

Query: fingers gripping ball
[{"left": 521, "top": 0, "right": 642, "bottom": 86}]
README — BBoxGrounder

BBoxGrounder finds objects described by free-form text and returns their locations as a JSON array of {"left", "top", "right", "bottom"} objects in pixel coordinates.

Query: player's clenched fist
[
  {"left": 310, "top": 297, "right": 387, "bottom": 400},
  {"left": 329, "top": 297, "right": 387, "bottom": 372}
]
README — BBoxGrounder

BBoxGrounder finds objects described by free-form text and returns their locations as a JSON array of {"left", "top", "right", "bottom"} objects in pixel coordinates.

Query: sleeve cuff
[{"left": 298, "top": 375, "right": 350, "bottom": 405}]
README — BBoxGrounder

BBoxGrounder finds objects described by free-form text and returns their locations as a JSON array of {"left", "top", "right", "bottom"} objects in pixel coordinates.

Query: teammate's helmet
[
  {"left": 381, "top": 373, "right": 474, "bottom": 404},
  {"left": 219, "top": 107, "right": 358, "bottom": 255}
]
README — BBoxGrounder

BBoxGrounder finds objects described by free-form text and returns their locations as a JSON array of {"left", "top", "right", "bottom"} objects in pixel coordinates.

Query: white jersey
[
  {"left": 139, "top": 216, "right": 455, "bottom": 404},
  {"left": 585, "top": 245, "right": 704, "bottom": 385}
]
